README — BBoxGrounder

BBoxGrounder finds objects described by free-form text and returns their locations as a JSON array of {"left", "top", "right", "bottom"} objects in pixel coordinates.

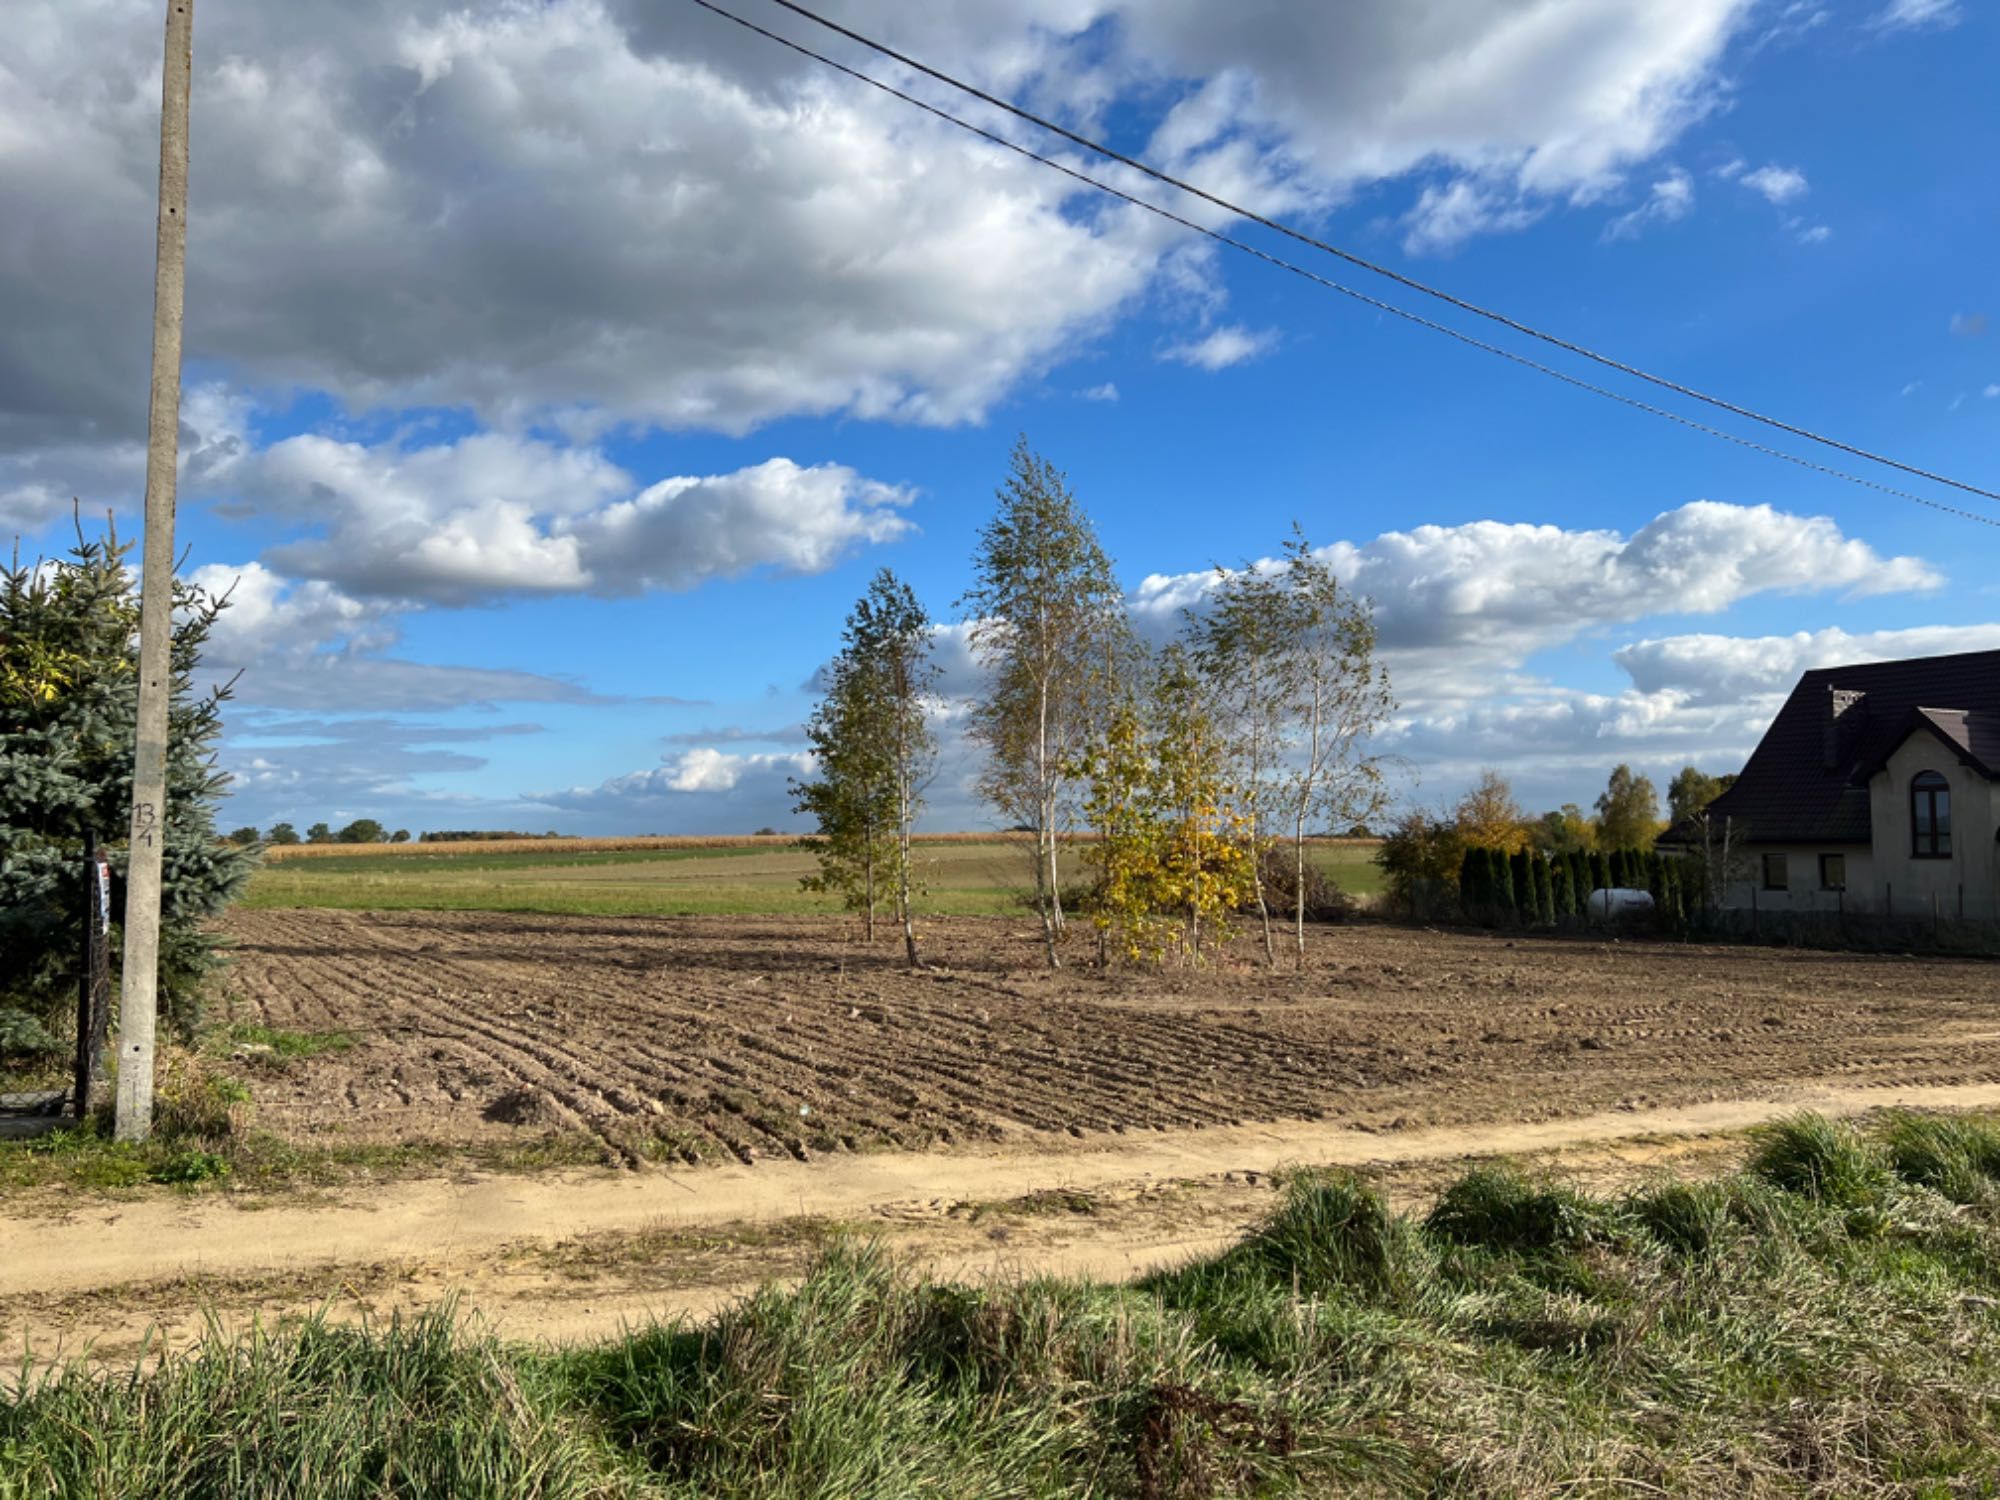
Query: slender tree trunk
[
  {"left": 1294, "top": 816, "right": 1308, "bottom": 967},
  {"left": 864, "top": 830, "right": 876, "bottom": 942},
  {"left": 899, "top": 769, "right": 918, "bottom": 969},
  {"left": 1046, "top": 793, "right": 1064, "bottom": 934},
  {"left": 1250, "top": 806, "right": 1275, "bottom": 968},
  {"left": 1036, "top": 817, "right": 1060, "bottom": 971},
  {"left": 1034, "top": 667, "right": 1062, "bottom": 967}
]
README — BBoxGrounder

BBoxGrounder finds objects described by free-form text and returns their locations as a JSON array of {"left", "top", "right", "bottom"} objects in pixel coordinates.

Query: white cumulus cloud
[
  {"left": 1159, "top": 325, "right": 1279, "bottom": 371},
  {"left": 1740, "top": 164, "right": 1809, "bottom": 204}
]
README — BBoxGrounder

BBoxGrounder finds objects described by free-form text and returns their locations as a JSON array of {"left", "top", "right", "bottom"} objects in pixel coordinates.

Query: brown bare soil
[{"left": 220, "top": 908, "right": 2000, "bottom": 1166}]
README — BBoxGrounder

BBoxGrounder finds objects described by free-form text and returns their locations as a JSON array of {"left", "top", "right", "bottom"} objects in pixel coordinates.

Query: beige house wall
[
  {"left": 1865, "top": 736, "right": 2000, "bottom": 921},
  {"left": 1723, "top": 845, "right": 1874, "bottom": 914},
  {"left": 1715, "top": 731, "right": 1998, "bottom": 920}
]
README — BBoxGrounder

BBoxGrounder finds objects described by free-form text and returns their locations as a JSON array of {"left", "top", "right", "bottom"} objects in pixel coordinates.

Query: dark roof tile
[{"left": 1705, "top": 649, "right": 2000, "bottom": 844}]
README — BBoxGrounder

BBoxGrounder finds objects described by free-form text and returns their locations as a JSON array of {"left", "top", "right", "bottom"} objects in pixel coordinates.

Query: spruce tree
[{"left": 1, "top": 521, "right": 254, "bottom": 1038}]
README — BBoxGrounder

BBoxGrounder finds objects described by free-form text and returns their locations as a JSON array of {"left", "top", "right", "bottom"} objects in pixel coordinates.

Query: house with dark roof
[{"left": 1695, "top": 648, "right": 2000, "bottom": 920}]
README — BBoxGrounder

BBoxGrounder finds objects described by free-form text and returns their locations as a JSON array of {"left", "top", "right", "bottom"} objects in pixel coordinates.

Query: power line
[
  {"left": 683, "top": 0, "right": 2000, "bottom": 531},
  {"left": 757, "top": 0, "right": 2000, "bottom": 512}
]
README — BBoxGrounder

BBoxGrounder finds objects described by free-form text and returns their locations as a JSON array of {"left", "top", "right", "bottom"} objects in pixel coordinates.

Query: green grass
[
  {"left": 243, "top": 839, "right": 1386, "bottom": 918},
  {"left": 11, "top": 1111, "right": 2000, "bottom": 1496},
  {"left": 212, "top": 1023, "right": 356, "bottom": 1063},
  {"left": 0, "top": 1117, "right": 610, "bottom": 1198}
]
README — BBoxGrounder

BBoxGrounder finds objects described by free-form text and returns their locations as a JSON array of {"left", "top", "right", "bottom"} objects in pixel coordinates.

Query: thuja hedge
[{"left": 1457, "top": 845, "right": 1693, "bottom": 928}]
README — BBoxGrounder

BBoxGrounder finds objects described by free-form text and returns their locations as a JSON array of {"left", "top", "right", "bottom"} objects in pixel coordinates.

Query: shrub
[
  {"left": 1255, "top": 845, "right": 1354, "bottom": 924},
  {"left": 1374, "top": 808, "right": 1463, "bottom": 918},
  {"left": 1508, "top": 851, "right": 1532, "bottom": 920},
  {"left": 1530, "top": 856, "right": 1555, "bottom": 925},
  {"left": 0, "top": 1006, "right": 64, "bottom": 1064}
]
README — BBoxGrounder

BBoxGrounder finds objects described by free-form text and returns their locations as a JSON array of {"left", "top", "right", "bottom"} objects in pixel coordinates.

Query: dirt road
[{"left": 9, "top": 1078, "right": 2000, "bottom": 1367}]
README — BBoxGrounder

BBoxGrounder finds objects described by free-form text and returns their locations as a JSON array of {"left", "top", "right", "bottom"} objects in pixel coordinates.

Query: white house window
[
  {"left": 1819, "top": 853, "right": 1846, "bottom": 891},
  {"left": 1912, "top": 772, "right": 1951, "bottom": 858},
  {"left": 1761, "top": 853, "right": 1789, "bottom": 891}
]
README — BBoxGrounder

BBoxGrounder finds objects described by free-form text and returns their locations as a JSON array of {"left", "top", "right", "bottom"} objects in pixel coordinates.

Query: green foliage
[
  {"left": 335, "top": 818, "right": 386, "bottom": 844},
  {"left": 306, "top": 822, "right": 332, "bottom": 843},
  {"left": 1595, "top": 763, "right": 1660, "bottom": 852},
  {"left": 792, "top": 570, "right": 937, "bottom": 956},
  {"left": 265, "top": 821, "right": 300, "bottom": 845},
  {"left": 389, "top": 828, "right": 410, "bottom": 843},
  {"left": 1528, "top": 803, "right": 1595, "bottom": 855},
  {"left": 1566, "top": 851, "right": 1590, "bottom": 906},
  {"left": 1627, "top": 1179, "right": 1741, "bottom": 1260},
  {"left": 1529, "top": 855, "right": 1555, "bottom": 925},
  {"left": 0, "top": 1006, "right": 63, "bottom": 1063},
  {"left": 224, "top": 826, "right": 259, "bottom": 845},
  {"left": 959, "top": 440, "right": 1127, "bottom": 961},
  {"left": 1507, "top": 851, "right": 1532, "bottom": 920},
  {"left": 1374, "top": 805, "right": 1463, "bottom": 918},
  {"left": 0, "top": 520, "right": 254, "bottom": 1034},
  {"left": 1078, "top": 648, "right": 1257, "bottom": 964},
  {"left": 1549, "top": 855, "right": 1575, "bottom": 918},
  {"left": 1667, "top": 764, "right": 1736, "bottom": 826},
  {"left": 1, "top": 1307, "right": 601, "bottom": 1498}
]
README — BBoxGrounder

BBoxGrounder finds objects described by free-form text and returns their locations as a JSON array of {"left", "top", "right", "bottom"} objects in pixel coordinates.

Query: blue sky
[{"left": 3, "top": 0, "right": 1996, "bottom": 834}]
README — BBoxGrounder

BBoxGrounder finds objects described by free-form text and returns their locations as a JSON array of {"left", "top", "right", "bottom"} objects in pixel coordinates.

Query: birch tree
[
  {"left": 1280, "top": 530, "right": 1394, "bottom": 964},
  {"left": 792, "top": 569, "right": 938, "bottom": 964},
  {"left": 854, "top": 571, "right": 939, "bottom": 968},
  {"left": 960, "top": 439, "right": 1125, "bottom": 969},
  {"left": 1188, "top": 562, "right": 1294, "bottom": 967},
  {"left": 792, "top": 632, "right": 893, "bottom": 942}
]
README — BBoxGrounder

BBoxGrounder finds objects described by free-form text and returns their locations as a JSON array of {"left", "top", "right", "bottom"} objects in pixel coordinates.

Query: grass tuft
[
  {"left": 1628, "top": 1178, "right": 1739, "bottom": 1260},
  {"left": 1880, "top": 1111, "right": 2000, "bottom": 1205},
  {"left": 1749, "top": 1112, "right": 1895, "bottom": 1208},
  {"left": 1424, "top": 1165, "right": 1621, "bottom": 1253}
]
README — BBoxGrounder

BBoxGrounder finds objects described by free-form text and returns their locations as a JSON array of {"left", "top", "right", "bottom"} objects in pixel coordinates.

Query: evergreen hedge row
[{"left": 1456, "top": 845, "right": 1693, "bottom": 930}]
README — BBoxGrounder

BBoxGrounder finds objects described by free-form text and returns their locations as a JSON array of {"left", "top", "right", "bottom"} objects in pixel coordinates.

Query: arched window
[{"left": 1912, "top": 771, "right": 1951, "bottom": 858}]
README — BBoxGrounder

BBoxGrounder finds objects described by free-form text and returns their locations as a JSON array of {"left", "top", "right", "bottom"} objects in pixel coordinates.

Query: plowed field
[{"left": 223, "top": 908, "right": 2000, "bottom": 1166}]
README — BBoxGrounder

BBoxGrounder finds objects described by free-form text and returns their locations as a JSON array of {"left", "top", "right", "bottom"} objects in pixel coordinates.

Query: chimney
[{"left": 1824, "top": 687, "right": 1866, "bottom": 770}]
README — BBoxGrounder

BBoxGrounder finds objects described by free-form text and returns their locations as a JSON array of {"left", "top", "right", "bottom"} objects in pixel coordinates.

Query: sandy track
[{"left": 11, "top": 1080, "right": 2000, "bottom": 1336}]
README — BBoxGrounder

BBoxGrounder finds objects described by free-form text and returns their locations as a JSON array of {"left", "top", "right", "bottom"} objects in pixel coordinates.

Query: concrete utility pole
[{"left": 116, "top": 0, "right": 195, "bottom": 1143}]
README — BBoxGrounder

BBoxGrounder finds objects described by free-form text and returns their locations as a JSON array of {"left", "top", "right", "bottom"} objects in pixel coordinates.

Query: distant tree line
[
  {"left": 225, "top": 820, "right": 413, "bottom": 847},
  {"left": 1376, "top": 763, "right": 1734, "bottom": 920}
]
